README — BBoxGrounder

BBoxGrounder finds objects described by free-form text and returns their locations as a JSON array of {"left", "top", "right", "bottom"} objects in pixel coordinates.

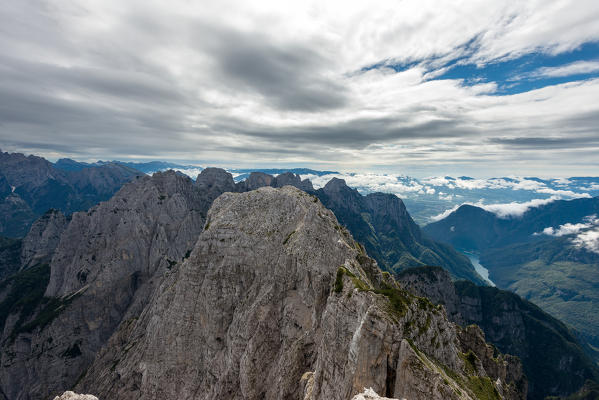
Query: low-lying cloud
[
  {"left": 430, "top": 197, "right": 563, "bottom": 222},
  {"left": 572, "top": 228, "right": 599, "bottom": 254},
  {"left": 538, "top": 215, "right": 599, "bottom": 236}
]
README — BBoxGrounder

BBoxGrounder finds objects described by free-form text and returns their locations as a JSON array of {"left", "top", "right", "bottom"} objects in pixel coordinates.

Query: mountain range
[{"left": 424, "top": 198, "right": 599, "bottom": 353}]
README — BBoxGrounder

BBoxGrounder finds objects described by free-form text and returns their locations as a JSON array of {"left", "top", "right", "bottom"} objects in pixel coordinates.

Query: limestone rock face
[
  {"left": 20, "top": 209, "right": 69, "bottom": 269},
  {"left": 77, "top": 186, "right": 525, "bottom": 400},
  {"left": 53, "top": 391, "right": 99, "bottom": 400},
  {"left": 0, "top": 171, "right": 209, "bottom": 400}
]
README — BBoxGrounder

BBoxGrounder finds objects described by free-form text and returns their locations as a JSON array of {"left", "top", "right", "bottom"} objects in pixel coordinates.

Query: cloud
[
  {"left": 300, "top": 172, "right": 425, "bottom": 196},
  {"left": 430, "top": 196, "right": 564, "bottom": 221},
  {"left": 521, "top": 60, "right": 599, "bottom": 80},
  {"left": 538, "top": 215, "right": 599, "bottom": 236},
  {"left": 572, "top": 228, "right": 599, "bottom": 254},
  {"left": 1, "top": 0, "right": 599, "bottom": 174}
]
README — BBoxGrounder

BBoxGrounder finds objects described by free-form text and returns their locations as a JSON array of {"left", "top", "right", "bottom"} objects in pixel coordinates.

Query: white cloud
[
  {"left": 537, "top": 214, "right": 599, "bottom": 236},
  {"left": 479, "top": 197, "right": 561, "bottom": 218},
  {"left": 525, "top": 60, "right": 599, "bottom": 79},
  {"left": 430, "top": 196, "right": 563, "bottom": 221},
  {"left": 422, "top": 176, "right": 549, "bottom": 191},
  {"left": 301, "top": 172, "right": 426, "bottom": 196},
  {"left": 572, "top": 228, "right": 599, "bottom": 254},
  {"left": 581, "top": 183, "right": 599, "bottom": 191},
  {"left": 535, "top": 188, "right": 591, "bottom": 198},
  {"left": 430, "top": 204, "right": 461, "bottom": 222}
]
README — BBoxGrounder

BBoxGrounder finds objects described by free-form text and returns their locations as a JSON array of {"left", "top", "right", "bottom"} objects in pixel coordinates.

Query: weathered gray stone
[{"left": 53, "top": 391, "right": 98, "bottom": 400}]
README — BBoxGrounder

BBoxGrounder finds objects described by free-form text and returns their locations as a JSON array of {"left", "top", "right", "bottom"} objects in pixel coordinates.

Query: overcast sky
[{"left": 1, "top": 0, "right": 599, "bottom": 177}]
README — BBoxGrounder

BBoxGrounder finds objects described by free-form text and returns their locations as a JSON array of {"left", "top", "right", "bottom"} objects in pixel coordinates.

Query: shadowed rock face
[
  {"left": 76, "top": 186, "right": 525, "bottom": 400},
  {"left": 195, "top": 167, "right": 236, "bottom": 198}
]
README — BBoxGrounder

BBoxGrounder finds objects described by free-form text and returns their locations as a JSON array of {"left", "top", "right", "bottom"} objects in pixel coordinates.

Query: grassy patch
[
  {"left": 334, "top": 267, "right": 346, "bottom": 293},
  {"left": 467, "top": 376, "right": 500, "bottom": 400},
  {"left": 459, "top": 350, "right": 478, "bottom": 375},
  {"left": 373, "top": 282, "right": 411, "bottom": 318}
]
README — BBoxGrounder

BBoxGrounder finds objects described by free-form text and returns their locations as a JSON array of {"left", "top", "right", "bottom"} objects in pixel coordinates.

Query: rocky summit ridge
[{"left": 74, "top": 186, "right": 524, "bottom": 400}]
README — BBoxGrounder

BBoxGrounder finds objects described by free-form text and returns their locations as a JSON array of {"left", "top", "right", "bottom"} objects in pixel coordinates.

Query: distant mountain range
[
  {"left": 50, "top": 156, "right": 599, "bottom": 225},
  {"left": 0, "top": 151, "right": 485, "bottom": 284},
  {"left": 0, "top": 151, "right": 141, "bottom": 237},
  {"left": 424, "top": 197, "right": 599, "bottom": 351}
]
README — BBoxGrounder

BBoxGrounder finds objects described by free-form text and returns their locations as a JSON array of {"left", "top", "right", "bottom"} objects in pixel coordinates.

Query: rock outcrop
[
  {"left": 195, "top": 167, "right": 236, "bottom": 197},
  {"left": 75, "top": 186, "right": 525, "bottom": 400}
]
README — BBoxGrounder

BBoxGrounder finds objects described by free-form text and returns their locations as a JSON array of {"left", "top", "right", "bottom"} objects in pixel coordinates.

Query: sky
[{"left": 1, "top": 0, "right": 599, "bottom": 177}]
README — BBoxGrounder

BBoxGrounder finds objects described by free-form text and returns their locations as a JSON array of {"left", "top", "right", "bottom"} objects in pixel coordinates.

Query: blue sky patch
[{"left": 432, "top": 41, "right": 599, "bottom": 95}]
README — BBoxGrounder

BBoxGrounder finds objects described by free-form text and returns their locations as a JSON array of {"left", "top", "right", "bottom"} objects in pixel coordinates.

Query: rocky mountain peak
[
  {"left": 195, "top": 167, "right": 236, "bottom": 195},
  {"left": 273, "top": 171, "right": 314, "bottom": 191},
  {"left": 323, "top": 177, "right": 350, "bottom": 193},
  {"left": 243, "top": 171, "right": 274, "bottom": 190}
]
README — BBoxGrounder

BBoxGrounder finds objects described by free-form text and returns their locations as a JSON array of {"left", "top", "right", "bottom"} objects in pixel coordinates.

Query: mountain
[
  {"left": 0, "top": 151, "right": 141, "bottom": 237},
  {"left": 397, "top": 266, "right": 599, "bottom": 400},
  {"left": 190, "top": 170, "right": 485, "bottom": 285},
  {"left": 74, "top": 186, "right": 525, "bottom": 400},
  {"left": 0, "top": 172, "right": 526, "bottom": 399},
  {"left": 0, "top": 152, "right": 483, "bottom": 285},
  {"left": 423, "top": 197, "right": 599, "bottom": 351}
]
